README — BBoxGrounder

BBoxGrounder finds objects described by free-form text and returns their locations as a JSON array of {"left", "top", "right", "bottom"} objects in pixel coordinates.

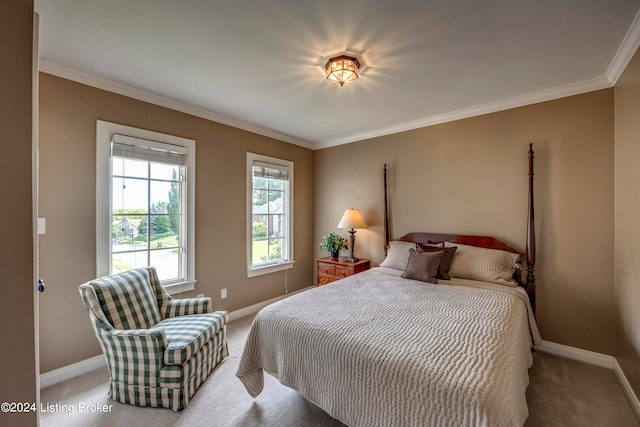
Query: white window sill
[
  {"left": 248, "top": 261, "right": 295, "bottom": 278},
  {"left": 163, "top": 279, "right": 196, "bottom": 296}
]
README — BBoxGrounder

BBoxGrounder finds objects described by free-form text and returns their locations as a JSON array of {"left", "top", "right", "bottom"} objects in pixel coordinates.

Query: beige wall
[
  {"left": 36, "top": 40, "right": 637, "bottom": 399},
  {"left": 0, "top": 1, "right": 38, "bottom": 426},
  {"left": 38, "top": 74, "right": 314, "bottom": 373},
  {"left": 315, "top": 89, "right": 615, "bottom": 355},
  {"left": 614, "top": 47, "right": 640, "bottom": 398}
]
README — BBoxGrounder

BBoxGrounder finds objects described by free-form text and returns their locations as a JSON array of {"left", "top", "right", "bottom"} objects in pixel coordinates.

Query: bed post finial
[
  {"left": 526, "top": 144, "right": 536, "bottom": 314},
  {"left": 384, "top": 164, "right": 390, "bottom": 255}
]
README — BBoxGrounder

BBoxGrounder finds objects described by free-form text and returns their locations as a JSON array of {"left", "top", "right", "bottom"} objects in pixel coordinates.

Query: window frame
[
  {"left": 246, "top": 152, "right": 294, "bottom": 278},
  {"left": 96, "top": 120, "right": 196, "bottom": 294}
]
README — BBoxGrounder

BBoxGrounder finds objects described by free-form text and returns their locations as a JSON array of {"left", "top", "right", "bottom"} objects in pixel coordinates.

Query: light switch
[{"left": 37, "top": 218, "right": 46, "bottom": 234}]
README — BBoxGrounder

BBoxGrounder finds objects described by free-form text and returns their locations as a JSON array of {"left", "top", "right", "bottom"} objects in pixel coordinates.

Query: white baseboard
[
  {"left": 535, "top": 340, "right": 614, "bottom": 368},
  {"left": 40, "top": 286, "right": 314, "bottom": 388},
  {"left": 227, "top": 285, "right": 313, "bottom": 321},
  {"left": 613, "top": 358, "right": 640, "bottom": 420},
  {"left": 40, "top": 354, "right": 106, "bottom": 389},
  {"left": 536, "top": 340, "right": 640, "bottom": 419}
]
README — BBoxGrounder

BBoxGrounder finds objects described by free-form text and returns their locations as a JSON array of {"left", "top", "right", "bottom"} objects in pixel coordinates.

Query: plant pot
[{"left": 331, "top": 250, "right": 340, "bottom": 258}]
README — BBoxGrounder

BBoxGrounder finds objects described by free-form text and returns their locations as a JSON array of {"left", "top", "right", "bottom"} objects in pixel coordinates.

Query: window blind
[
  {"left": 112, "top": 134, "right": 186, "bottom": 166},
  {"left": 252, "top": 161, "right": 289, "bottom": 181}
]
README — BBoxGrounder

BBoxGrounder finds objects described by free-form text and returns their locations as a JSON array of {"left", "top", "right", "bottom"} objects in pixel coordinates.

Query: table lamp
[{"left": 337, "top": 208, "right": 367, "bottom": 262}]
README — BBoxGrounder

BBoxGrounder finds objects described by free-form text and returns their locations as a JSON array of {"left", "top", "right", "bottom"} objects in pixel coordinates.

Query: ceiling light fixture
[{"left": 325, "top": 55, "right": 361, "bottom": 86}]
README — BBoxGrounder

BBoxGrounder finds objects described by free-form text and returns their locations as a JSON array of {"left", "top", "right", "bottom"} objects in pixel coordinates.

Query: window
[
  {"left": 247, "top": 153, "right": 294, "bottom": 277},
  {"left": 97, "top": 121, "right": 195, "bottom": 294}
]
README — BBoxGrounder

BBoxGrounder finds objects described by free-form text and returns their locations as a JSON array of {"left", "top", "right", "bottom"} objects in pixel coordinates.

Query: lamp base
[{"left": 346, "top": 229, "right": 359, "bottom": 262}]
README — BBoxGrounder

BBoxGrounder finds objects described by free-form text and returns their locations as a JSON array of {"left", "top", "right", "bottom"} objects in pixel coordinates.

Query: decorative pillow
[
  {"left": 380, "top": 241, "right": 418, "bottom": 270},
  {"left": 417, "top": 244, "right": 457, "bottom": 280},
  {"left": 401, "top": 249, "right": 443, "bottom": 284},
  {"left": 444, "top": 242, "right": 519, "bottom": 287}
]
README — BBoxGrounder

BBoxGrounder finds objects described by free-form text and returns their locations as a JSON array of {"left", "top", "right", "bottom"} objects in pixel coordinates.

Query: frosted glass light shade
[{"left": 325, "top": 55, "right": 361, "bottom": 86}]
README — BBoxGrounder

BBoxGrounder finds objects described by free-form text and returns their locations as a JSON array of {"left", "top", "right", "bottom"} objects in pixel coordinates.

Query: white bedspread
[{"left": 237, "top": 268, "right": 541, "bottom": 427}]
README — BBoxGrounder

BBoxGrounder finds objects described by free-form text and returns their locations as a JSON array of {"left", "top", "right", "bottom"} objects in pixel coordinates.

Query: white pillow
[
  {"left": 380, "top": 241, "right": 418, "bottom": 270},
  {"left": 444, "top": 241, "right": 519, "bottom": 287}
]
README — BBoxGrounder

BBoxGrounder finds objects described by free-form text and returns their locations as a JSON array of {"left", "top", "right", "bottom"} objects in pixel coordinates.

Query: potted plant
[{"left": 320, "top": 233, "right": 348, "bottom": 258}]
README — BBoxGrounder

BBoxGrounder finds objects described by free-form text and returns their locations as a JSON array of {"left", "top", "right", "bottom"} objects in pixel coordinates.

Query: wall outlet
[
  {"left": 196, "top": 293, "right": 204, "bottom": 298},
  {"left": 221, "top": 288, "right": 227, "bottom": 299}
]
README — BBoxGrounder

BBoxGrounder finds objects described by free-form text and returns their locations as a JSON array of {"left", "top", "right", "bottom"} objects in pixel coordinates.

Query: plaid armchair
[{"left": 79, "top": 267, "right": 228, "bottom": 411}]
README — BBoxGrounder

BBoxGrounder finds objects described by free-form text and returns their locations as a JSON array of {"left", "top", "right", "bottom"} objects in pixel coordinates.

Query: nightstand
[{"left": 316, "top": 257, "right": 370, "bottom": 286}]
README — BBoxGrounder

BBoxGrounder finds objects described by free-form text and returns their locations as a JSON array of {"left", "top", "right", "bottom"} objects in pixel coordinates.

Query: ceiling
[{"left": 36, "top": 0, "right": 640, "bottom": 149}]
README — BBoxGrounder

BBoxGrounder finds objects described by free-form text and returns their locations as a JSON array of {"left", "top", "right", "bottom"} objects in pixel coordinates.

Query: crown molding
[
  {"left": 39, "top": 57, "right": 622, "bottom": 152},
  {"left": 38, "top": 59, "right": 316, "bottom": 150},
  {"left": 606, "top": 9, "right": 640, "bottom": 85},
  {"left": 316, "top": 76, "right": 612, "bottom": 149}
]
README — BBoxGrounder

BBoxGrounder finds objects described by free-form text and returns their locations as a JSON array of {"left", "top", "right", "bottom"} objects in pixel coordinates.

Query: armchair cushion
[{"left": 153, "top": 311, "right": 228, "bottom": 365}]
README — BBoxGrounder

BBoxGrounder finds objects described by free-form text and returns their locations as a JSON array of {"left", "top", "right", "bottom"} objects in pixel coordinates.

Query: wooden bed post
[
  {"left": 384, "top": 164, "right": 390, "bottom": 255},
  {"left": 526, "top": 144, "right": 536, "bottom": 314},
  {"left": 382, "top": 151, "right": 536, "bottom": 312}
]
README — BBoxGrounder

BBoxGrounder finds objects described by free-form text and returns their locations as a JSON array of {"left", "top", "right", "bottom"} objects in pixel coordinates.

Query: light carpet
[{"left": 41, "top": 313, "right": 639, "bottom": 427}]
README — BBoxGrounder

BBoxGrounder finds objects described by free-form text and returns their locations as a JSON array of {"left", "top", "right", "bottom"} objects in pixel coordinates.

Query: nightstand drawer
[
  {"left": 316, "top": 257, "right": 370, "bottom": 286},
  {"left": 334, "top": 266, "right": 352, "bottom": 279},
  {"left": 318, "top": 263, "right": 336, "bottom": 277},
  {"left": 318, "top": 276, "right": 336, "bottom": 285}
]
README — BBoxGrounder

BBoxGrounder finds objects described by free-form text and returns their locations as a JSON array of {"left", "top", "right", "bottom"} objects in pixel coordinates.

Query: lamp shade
[{"left": 337, "top": 209, "right": 367, "bottom": 229}]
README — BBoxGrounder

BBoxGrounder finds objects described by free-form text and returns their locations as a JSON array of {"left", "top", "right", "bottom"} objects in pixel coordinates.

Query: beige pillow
[
  {"left": 401, "top": 249, "right": 442, "bottom": 284},
  {"left": 444, "top": 242, "right": 519, "bottom": 287},
  {"left": 380, "top": 241, "right": 418, "bottom": 270}
]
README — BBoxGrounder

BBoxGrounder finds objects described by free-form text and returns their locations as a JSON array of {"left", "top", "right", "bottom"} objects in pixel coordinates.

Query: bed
[{"left": 237, "top": 145, "right": 541, "bottom": 426}]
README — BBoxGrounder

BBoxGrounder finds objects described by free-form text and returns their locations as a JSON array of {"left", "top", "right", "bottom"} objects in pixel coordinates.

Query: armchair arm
[
  {"left": 163, "top": 297, "right": 212, "bottom": 318},
  {"left": 106, "top": 329, "right": 167, "bottom": 355},
  {"left": 98, "top": 328, "right": 168, "bottom": 387}
]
